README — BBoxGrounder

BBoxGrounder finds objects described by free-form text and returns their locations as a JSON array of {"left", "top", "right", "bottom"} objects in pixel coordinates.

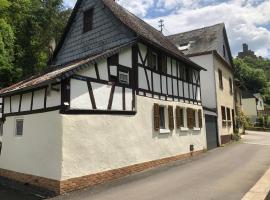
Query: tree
[
  {"left": 0, "top": 0, "right": 71, "bottom": 88},
  {"left": 234, "top": 56, "right": 270, "bottom": 104}
]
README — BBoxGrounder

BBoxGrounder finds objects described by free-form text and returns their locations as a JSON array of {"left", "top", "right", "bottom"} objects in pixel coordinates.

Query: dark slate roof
[
  {"left": 103, "top": 0, "right": 189, "bottom": 62},
  {"left": 52, "top": 0, "right": 204, "bottom": 71},
  {"left": 0, "top": 0, "right": 205, "bottom": 96},
  {"left": 0, "top": 42, "right": 134, "bottom": 96},
  {"left": 168, "top": 23, "right": 233, "bottom": 66},
  {"left": 168, "top": 23, "right": 224, "bottom": 54},
  {"left": 242, "top": 91, "right": 257, "bottom": 99}
]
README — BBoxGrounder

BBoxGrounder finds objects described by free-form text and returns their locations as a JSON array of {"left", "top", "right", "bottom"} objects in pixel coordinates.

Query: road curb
[{"left": 242, "top": 167, "right": 270, "bottom": 200}]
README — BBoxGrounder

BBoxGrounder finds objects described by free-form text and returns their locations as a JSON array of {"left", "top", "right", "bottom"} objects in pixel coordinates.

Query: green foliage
[
  {"left": 236, "top": 108, "right": 251, "bottom": 128},
  {"left": 265, "top": 116, "right": 270, "bottom": 128},
  {"left": 234, "top": 56, "right": 270, "bottom": 104},
  {"left": 0, "top": 0, "right": 71, "bottom": 88}
]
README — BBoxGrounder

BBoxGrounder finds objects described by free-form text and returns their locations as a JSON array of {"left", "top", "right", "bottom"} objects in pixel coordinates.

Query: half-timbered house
[{"left": 0, "top": 0, "right": 207, "bottom": 195}]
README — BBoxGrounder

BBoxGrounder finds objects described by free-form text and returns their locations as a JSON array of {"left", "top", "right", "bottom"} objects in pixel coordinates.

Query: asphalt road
[{"left": 1, "top": 131, "right": 270, "bottom": 200}]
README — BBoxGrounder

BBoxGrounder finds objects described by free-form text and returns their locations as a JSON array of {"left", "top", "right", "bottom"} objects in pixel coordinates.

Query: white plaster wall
[
  {"left": 21, "top": 93, "right": 32, "bottom": 112},
  {"left": 47, "top": 88, "right": 61, "bottom": 108},
  {"left": 214, "top": 56, "right": 234, "bottom": 136},
  {"left": 167, "top": 77, "right": 172, "bottom": 95},
  {"left": 92, "top": 83, "right": 111, "bottom": 110},
  {"left": 138, "top": 67, "right": 148, "bottom": 90},
  {"left": 11, "top": 95, "right": 20, "bottom": 113},
  {"left": 77, "top": 64, "right": 97, "bottom": 78},
  {"left": 61, "top": 95, "right": 206, "bottom": 180},
  {"left": 125, "top": 89, "right": 133, "bottom": 111},
  {"left": 190, "top": 54, "right": 216, "bottom": 109},
  {"left": 153, "top": 72, "right": 161, "bottom": 93},
  {"left": 119, "top": 47, "right": 132, "bottom": 68},
  {"left": 138, "top": 43, "right": 147, "bottom": 65},
  {"left": 172, "top": 59, "right": 177, "bottom": 77},
  {"left": 33, "top": 89, "right": 45, "bottom": 110},
  {"left": 242, "top": 98, "right": 257, "bottom": 117},
  {"left": 111, "top": 86, "right": 122, "bottom": 110},
  {"left": 70, "top": 79, "right": 92, "bottom": 110},
  {"left": 0, "top": 111, "right": 63, "bottom": 180},
  {"left": 4, "top": 97, "right": 10, "bottom": 114},
  {"left": 99, "top": 60, "right": 109, "bottom": 81}
]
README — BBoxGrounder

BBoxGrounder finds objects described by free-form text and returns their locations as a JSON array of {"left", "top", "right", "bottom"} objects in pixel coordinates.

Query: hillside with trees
[
  {"left": 0, "top": 0, "right": 71, "bottom": 88},
  {"left": 234, "top": 56, "right": 270, "bottom": 104}
]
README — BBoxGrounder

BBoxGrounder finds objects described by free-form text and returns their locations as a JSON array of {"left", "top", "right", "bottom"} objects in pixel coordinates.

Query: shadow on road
[{"left": 0, "top": 185, "right": 43, "bottom": 200}]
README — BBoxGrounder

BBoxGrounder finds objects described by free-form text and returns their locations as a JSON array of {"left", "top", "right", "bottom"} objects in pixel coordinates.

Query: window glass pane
[
  {"left": 16, "top": 119, "right": 23, "bottom": 136},
  {"left": 227, "top": 108, "right": 231, "bottom": 120},
  {"left": 119, "top": 71, "right": 129, "bottom": 84},
  {"left": 152, "top": 52, "right": 158, "bottom": 70},
  {"left": 0, "top": 123, "right": 3, "bottom": 136},
  {"left": 218, "top": 69, "right": 223, "bottom": 89},
  {"left": 161, "top": 55, "right": 167, "bottom": 73},
  {"left": 159, "top": 107, "right": 165, "bottom": 129},
  {"left": 83, "top": 9, "right": 93, "bottom": 32},
  {"left": 221, "top": 106, "right": 226, "bottom": 120},
  {"left": 108, "top": 54, "right": 119, "bottom": 66}
]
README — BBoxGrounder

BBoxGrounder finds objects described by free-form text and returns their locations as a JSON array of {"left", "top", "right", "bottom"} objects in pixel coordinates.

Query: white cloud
[
  {"left": 145, "top": 0, "right": 270, "bottom": 58},
  {"left": 63, "top": 0, "right": 76, "bottom": 8},
  {"left": 117, "top": 0, "right": 154, "bottom": 17},
  {"left": 63, "top": 0, "right": 270, "bottom": 58}
]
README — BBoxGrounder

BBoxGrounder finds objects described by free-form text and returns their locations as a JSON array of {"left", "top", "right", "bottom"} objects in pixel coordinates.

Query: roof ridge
[{"left": 168, "top": 23, "right": 225, "bottom": 37}]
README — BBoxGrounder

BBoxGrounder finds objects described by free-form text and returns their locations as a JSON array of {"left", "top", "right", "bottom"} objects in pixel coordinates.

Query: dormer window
[
  {"left": 178, "top": 43, "right": 189, "bottom": 51},
  {"left": 83, "top": 8, "right": 94, "bottom": 33}
]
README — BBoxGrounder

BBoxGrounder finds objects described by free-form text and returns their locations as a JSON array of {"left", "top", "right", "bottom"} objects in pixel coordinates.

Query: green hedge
[{"left": 246, "top": 127, "right": 270, "bottom": 132}]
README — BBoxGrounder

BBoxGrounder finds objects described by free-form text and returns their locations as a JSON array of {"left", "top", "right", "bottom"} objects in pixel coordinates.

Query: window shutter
[
  {"left": 198, "top": 109, "right": 203, "bottom": 128},
  {"left": 153, "top": 104, "right": 160, "bottom": 131},
  {"left": 176, "top": 106, "right": 184, "bottom": 128},
  {"left": 168, "top": 105, "right": 174, "bottom": 130},
  {"left": 187, "top": 108, "right": 195, "bottom": 129}
]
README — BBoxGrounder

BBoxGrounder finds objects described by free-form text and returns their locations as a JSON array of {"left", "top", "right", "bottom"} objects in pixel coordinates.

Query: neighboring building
[
  {"left": 234, "top": 80, "right": 244, "bottom": 133},
  {"left": 258, "top": 106, "right": 270, "bottom": 116},
  {"left": 242, "top": 92, "right": 264, "bottom": 123},
  {"left": 254, "top": 93, "right": 265, "bottom": 112},
  {"left": 169, "top": 23, "right": 235, "bottom": 148},
  {"left": 237, "top": 43, "right": 256, "bottom": 59},
  {"left": 0, "top": 0, "right": 207, "bottom": 195}
]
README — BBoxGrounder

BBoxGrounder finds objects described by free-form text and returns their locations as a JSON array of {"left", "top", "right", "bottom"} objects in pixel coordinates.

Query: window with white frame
[{"left": 15, "top": 119, "right": 24, "bottom": 136}]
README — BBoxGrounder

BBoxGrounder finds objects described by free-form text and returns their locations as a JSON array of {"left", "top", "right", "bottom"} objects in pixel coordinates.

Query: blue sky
[{"left": 64, "top": 0, "right": 270, "bottom": 58}]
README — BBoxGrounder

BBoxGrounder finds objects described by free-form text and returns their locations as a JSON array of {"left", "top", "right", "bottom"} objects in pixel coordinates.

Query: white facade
[
  {"left": 61, "top": 96, "right": 206, "bottom": 180},
  {"left": 190, "top": 54, "right": 216, "bottom": 109},
  {"left": 0, "top": 44, "right": 206, "bottom": 182},
  {"left": 0, "top": 111, "right": 62, "bottom": 180},
  {"left": 0, "top": 97, "right": 206, "bottom": 181},
  {"left": 190, "top": 52, "right": 234, "bottom": 144},
  {"left": 254, "top": 93, "right": 264, "bottom": 111}
]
